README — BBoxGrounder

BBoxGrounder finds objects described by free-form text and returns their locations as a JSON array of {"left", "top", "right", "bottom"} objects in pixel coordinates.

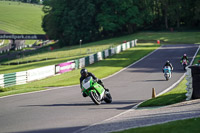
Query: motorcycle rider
[
  {"left": 180, "top": 54, "right": 189, "bottom": 64},
  {"left": 80, "top": 68, "right": 109, "bottom": 97},
  {"left": 163, "top": 60, "right": 173, "bottom": 70},
  {"left": 162, "top": 60, "right": 173, "bottom": 77}
]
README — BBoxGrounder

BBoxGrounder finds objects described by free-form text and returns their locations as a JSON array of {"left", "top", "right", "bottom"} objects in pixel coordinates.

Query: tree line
[{"left": 42, "top": 0, "right": 200, "bottom": 47}]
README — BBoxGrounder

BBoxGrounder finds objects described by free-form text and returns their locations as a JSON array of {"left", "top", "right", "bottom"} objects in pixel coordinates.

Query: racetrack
[{"left": 0, "top": 44, "right": 199, "bottom": 133}]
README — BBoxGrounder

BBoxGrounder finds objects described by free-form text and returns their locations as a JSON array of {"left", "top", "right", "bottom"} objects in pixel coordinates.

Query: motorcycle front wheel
[
  {"left": 183, "top": 64, "right": 186, "bottom": 71},
  {"left": 104, "top": 91, "right": 112, "bottom": 103},
  {"left": 165, "top": 74, "right": 169, "bottom": 81},
  {"left": 90, "top": 91, "right": 101, "bottom": 105}
]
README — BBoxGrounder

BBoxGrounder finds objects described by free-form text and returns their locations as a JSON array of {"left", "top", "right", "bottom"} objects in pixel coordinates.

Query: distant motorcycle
[
  {"left": 163, "top": 66, "right": 171, "bottom": 81},
  {"left": 182, "top": 59, "right": 188, "bottom": 71},
  {"left": 81, "top": 76, "right": 112, "bottom": 105}
]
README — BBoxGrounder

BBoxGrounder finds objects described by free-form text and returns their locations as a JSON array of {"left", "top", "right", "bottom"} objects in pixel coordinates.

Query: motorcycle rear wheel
[
  {"left": 165, "top": 75, "right": 169, "bottom": 81},
  {"left": 90, "top": 91, "right": 101, "bottom": 105}
]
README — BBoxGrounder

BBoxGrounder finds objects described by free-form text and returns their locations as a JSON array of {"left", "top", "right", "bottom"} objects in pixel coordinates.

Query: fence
[{"left": 0, "top": 39, "right": 137, "bottom": 88}]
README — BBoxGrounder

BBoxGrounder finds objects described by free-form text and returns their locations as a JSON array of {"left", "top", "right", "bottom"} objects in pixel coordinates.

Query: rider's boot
[
  {"left": 104, "top": 88, "right": 109, "bottom": 92},
  {"left": 97, "top": 80, "right": 109, "bottom": 92},
  {"left": 82, "top": 92, "right": 87, "bottom": 97},
  {"left": 170, "top": 73, "right": 172, "bottom": 78}
]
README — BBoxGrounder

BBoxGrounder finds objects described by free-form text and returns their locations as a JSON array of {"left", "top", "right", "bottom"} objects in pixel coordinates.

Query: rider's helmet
[
  {"left": 184, "top": 54, "right": 187, "bottom": 57},
  {"left": 166, "top": 60, "right": 170, "bottom": 64},
  {"left": 80, "top": 68, "right": 88, "bottom": 77}
]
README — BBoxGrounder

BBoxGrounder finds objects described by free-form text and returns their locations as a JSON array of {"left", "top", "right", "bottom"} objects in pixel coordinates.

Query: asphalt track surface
[{"left": 0, "top": 44, "right": 199, "bottom": 133}]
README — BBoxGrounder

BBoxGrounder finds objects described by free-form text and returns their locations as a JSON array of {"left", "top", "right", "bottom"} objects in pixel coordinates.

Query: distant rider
[
  {"left": 163, "top": 60, "right": 173, "bottom": 72},
  {"left": 80, "top": 68, "right": 109, "bottom": 97},
  {"left": 180, "top": 54, "right": 189, "bottom": 64}
]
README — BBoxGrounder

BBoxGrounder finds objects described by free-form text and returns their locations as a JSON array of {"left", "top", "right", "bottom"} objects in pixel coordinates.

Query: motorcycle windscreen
[
  {"left": 164, "top": 69, "right": 169, "bottom": 73},
  {"left": 82, "top": 76, "right": 92, "bottom": 89}
]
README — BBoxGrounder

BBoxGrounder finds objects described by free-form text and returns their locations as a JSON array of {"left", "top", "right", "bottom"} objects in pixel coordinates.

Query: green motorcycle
[{"left": 81, "top": 76, "right": 112, "bottom": 105}]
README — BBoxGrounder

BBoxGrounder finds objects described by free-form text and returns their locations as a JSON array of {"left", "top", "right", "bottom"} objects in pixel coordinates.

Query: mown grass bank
[
  {"left": 0, "top": 1, "right": 44, "bottom": 34},
  {"left": 114, "top": 117, "right": 200, "bottom": 133},
  {"left": 0, "top": 43, "right": 158, "bottom": 97}
]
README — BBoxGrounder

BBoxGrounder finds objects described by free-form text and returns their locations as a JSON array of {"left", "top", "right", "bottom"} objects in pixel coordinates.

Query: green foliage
[
  {"left": 42, "top": 0, "right": 200, "bottom": 47},
  {"left": 42, "top": 0, "right": 98, "bottom": 46},
  {"left": 96, "top": 0, "right": 144, "bottom": 34},
  {"left": 42, "top": 0, "right": 156, "bottom": 47}
]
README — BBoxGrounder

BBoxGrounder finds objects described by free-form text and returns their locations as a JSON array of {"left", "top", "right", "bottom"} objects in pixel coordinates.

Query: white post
[{"left": 80, "top": 39, "right": 82, "bottom": 55}]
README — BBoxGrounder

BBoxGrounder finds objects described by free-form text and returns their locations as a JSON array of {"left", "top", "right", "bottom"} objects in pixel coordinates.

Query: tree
[{"left": 42, "top": 0, "right": 98, "bottom": 46}]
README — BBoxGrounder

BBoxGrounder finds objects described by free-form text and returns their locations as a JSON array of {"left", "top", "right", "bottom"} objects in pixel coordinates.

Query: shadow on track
[
  {"left": 21, "top": 100, "right": 142, "bottom": 109},
  {"left": 14, "top": 126, "right": 86, "bottom": 133},
  {"left": 145, "top": 79, "right": 166, "bottom": 82}
]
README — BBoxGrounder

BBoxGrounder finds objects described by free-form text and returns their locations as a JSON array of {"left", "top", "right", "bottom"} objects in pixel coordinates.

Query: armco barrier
[
  {"left": 0, "top": 39, "right": 137, "bottom": 88},
  {"left": 4, "top": 73, "right": 16, "bottom": 87},
  {"left": 85, "top": 56, "right": 90, "bottom": 66},
  {"left": 102, "top": 51, "right": 105, "bottom": 59},
  {"left": 79, "top": 57, "right": 85, "bottom": 68},
  {"left": 104, "top": 49, "right": 109, "bottom": 58},
  {"left": 89, "top": 55, "right": 94, "bottom": 65},
  {"left": 27, "top": 65, "right": 55, "bottom": 82},
  {"left": 108, "top": 49, "right": 112, "bottom": 56},
  {"left": 75, "top": 59, "right": 79, "bottom": 69},
  {"left": 97, "top": 51, "right": 103, "bottom": 61},
  {"left": 116, "top": 45, "right": 122, "bottom": 54},
  {"left": 16, "top": 71, "right": 27, "bottom": 85},
  {"left": 94, "top": 53, "right": 98, "bottom": 62},
  {"left": 122, "top": 43, "right": 126, "bottom": 51},
  {"left": 0, "top": 71, "right": 27, "bottom": 88},
  {"left": 111, "top": 48, "right": 115, "bottom": 55},
  {"left": 0, "top": 74, "right": 4, "bottom": 87},
  {"left": 127, "top": 42, "right": 130, "bottom": 49}
]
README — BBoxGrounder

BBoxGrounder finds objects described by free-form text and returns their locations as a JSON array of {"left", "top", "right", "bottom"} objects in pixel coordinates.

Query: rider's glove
[
  {"left": 94, "top": 79, "right": 98, "bottom": 82},
  {"left": 98, "top": 79, "right": 102, "bottom": 83}
]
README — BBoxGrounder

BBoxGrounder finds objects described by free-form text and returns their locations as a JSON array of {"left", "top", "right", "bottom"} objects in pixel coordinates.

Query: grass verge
[
  {"left": 113, "top": 117, "right": 200, "bottom": 133},
  {"left": 139, "top": 78, "right": 187, "bottom": 107},
  {"left": 0, "top": 43, "right": 158, "bottom": 97}
]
